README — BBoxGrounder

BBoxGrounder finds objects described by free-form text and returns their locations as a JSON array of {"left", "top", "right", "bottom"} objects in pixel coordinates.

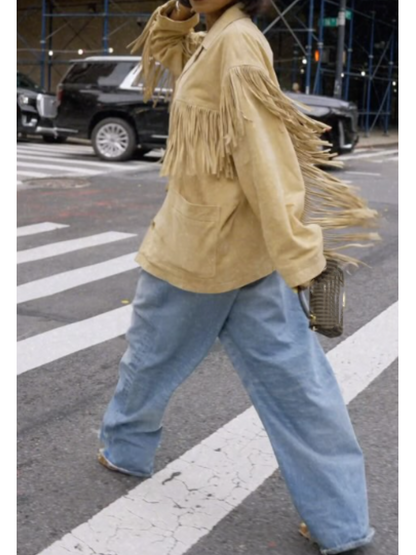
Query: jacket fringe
[
  {"left": 160, "top": 100, "right": 235, "bottom": 179},
  {"left": 219, "top": 65, "right": 380, "bottom": 266},
  {"left": 128, "top": 6, "right": 175, "bottom": 103}
]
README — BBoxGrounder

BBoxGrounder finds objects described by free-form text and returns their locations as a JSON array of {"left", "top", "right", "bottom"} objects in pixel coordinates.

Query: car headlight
[
  {"left": 308, "top": 107, "right": 331, "bottom": 118},
  {"left": 18, "top": 94, "right": 31, "bottom": 107}
]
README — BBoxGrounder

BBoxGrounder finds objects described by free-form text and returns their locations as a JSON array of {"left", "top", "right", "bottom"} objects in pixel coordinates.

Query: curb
[{"left": 356, "top": 141, "right": 398, "bottom": 150}]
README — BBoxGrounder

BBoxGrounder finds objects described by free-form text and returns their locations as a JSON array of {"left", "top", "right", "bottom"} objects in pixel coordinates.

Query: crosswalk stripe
[
  {"left": 17, "top": 146, "right": 98, "bottom": 158},
  {"left": 345, "top": 171, "right": 381, "bottom": 177},
  {"left": 17, "top": 222, "right": 69, "bottom": 238},
  {"left": 18, "top": 252, "right": 138, "bottom": 304},
  {"left": 19, "top": 143, "right": 93, "bottom": 152},
  {"left": 17, "top": 161, "right": 99, "bottom": 176},
  {"left": 17, "top": 170, "right": 50, "bottom": 179},
  {"left": 17, "top": 153, "right": 142, "bottom": 172},
  {"left": 17, "top": 231, "right": 136, "bottom": 265},
  {"left": 339, "top": 148, "right": 398, "bottom": 161},
  {"left": 35, "top": 301, "right": 398, "bottom": 555},
  {"left": 17, "top": 305, "right": 132, "bottom": 375}
]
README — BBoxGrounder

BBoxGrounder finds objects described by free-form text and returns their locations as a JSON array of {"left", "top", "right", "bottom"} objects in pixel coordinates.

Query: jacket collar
[{"left": 201, "top": 3, "right": 249, "bottom": 50}]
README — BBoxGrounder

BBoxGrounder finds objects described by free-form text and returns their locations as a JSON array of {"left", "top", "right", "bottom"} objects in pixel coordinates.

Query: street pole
[
  {"left": 313, "top": 0, "right": 325, "bottom": 95},
  {"left": 343, "top": 0, "right": 354, "bottom": 100},
  {"left": 305, "top": 0, "right": 314, "bottom": 94},
  {"left": 333, "top": 0, "right": 347, "bottom": 98}
]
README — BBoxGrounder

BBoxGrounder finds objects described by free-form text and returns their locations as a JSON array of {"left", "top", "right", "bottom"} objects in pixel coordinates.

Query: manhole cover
[{"left": 24, "top": 177, "right": 91, "bottom": 189}]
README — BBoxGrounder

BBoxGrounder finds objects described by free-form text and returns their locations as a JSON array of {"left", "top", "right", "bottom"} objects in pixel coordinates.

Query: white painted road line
[
  {"left": 17, "top": 161, "right": 99, "bottom": 176},
  {"left": 17, "top": 222, "right": 70, "bottom": 238},
  {"left": 17, "top": 305, "right": 132, "bottom": 375},
  {"left": 345, "top": 171, "right": 381, "bottom": 177},
  {"left": 18, "top": 144, "right": 94, "bottom": 154},
  {"left": 35, "top": 301, "right": 398, "bottom": 555},
  {"left": 17, "top": 231, "right": 136, "bottom": 265},
  {"left": 17, "top": 170, "right": 50, "bottom": 179},
  {"left": 18, "top": 252, "right": 138, "bottom": 304},
  {"left": 339, "top": 149, "right": 398, "bottom": 161},
  {"left": 17, "top": 152, "right": 139, "bottom": 172}
]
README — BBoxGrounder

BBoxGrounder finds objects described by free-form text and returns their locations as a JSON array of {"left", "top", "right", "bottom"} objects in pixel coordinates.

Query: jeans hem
[
  {"left": 99, "top": 448, "right": 153, "bottom": 479},
  {"left": 320, "top": 527, "right": 375, "bottom": 554}
]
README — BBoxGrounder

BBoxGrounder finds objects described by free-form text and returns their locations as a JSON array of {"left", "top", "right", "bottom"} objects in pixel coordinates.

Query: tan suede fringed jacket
[{"left": 129, "top": 0, "right": 378, "bottom": 293}]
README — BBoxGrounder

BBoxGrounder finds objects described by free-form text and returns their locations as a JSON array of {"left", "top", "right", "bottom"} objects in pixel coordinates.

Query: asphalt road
[{"left": 17, "top": 144, "right": 398, "bottom": 555}]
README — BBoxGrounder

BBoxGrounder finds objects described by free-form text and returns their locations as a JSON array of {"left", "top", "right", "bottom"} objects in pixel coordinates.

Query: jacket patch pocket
[{"left": 146, "top": 190, "right": 220, "bottom": 278}]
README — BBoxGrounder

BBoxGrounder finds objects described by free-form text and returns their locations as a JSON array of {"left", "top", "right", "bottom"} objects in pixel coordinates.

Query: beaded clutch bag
[{"left": 298, "top": 260, "right": 345, "bottom": 338}]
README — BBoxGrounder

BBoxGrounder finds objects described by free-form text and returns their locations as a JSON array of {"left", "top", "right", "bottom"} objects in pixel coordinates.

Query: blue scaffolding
[
  {"left": 17, "top": 0, "right": 398, "bottom": 134},
  {"left": 18, "top": 1, "right": 154, "bottom": 91},
  {"left": 263, "top": 0, "right": 397, "bottom": 134}
]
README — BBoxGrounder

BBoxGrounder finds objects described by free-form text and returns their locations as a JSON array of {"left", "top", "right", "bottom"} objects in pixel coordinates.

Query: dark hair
[{"left": 239, "top": 0, "right": 269, "bottom": 17}]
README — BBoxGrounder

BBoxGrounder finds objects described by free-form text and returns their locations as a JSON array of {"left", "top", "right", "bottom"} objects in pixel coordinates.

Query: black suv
[
  {"left": 17, "top": 71, "right": 71, "bottom": 142},
  {"left": 55, "top": 56, "right": 359, "bottom": 162}
]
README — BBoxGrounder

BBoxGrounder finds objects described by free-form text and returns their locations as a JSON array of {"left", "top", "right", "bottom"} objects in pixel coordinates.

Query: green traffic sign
[
  {"left": 323, "top": 17, "right": 338, "bottom": 27},
  {"left": 323, "top": 11, "right": 352, "bottom": 27}
]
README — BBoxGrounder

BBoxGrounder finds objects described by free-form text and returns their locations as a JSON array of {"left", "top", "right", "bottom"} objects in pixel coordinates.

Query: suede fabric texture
[{"left": 130, "top": 1, "right": 378, "bottom": 293}]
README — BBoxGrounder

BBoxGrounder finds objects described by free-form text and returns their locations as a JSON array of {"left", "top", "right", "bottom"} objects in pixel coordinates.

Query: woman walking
[{"left": 99, "top": 1, "right": 377, "bottom": 553}]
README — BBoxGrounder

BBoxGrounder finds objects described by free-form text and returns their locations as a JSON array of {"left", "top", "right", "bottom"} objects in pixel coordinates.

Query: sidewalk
[{"left": 356, "top": 128, "right": 398, "bottom": 149}]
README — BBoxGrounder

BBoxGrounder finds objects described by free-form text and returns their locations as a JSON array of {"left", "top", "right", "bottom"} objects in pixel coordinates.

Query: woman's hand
[{"left": 169, "top": 0, "right": 195, "bottom": 21}]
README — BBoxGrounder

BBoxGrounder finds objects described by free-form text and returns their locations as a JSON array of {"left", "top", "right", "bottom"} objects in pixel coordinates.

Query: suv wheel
[{"left": 92, "top": 118, "right": 137, "bottom": 162}]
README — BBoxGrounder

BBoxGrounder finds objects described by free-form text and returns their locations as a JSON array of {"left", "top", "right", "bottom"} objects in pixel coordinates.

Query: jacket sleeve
[
  {"left": 129, "top": 0, "right": 205, "bottom": 101},
  {"left": 221, "top": 65, "right": 327, "bottom": 288}
]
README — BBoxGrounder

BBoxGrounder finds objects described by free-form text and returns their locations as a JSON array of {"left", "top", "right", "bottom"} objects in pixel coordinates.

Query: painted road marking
[
  {"left": 17, "top": 222, "right": 69, "bottom": 238},
  {"left": 35, "top": 301, "right": 398, "bottom": 555},
  {"left": 18, "top": 252, "right": 138, "bottom": 304},
  {"left": 345, "top": 171, "right": 381, "bottom": 177},
  {"left": 18, "top": 143, "right": 95, "bottom": 154},
  {"left": 17, "top": 146, "right": 161, "bottom": 175},
  {"left": 339, "top": 149, "right": 398, "bottom": 161},
  {"left": 17, "top": 151, "right": 145, "bottom": 172},
  {"left": 17, "top": 170, "right": 50, "bottom": 179},
  {"left": 17, "top": 232, "right": 136, "bottom": 265},
  {"left": 17, "top": 160, "right": 99, "bottom": 176},
  {"left": 17, "top": 305, "right": 132, "bottom": 375}
]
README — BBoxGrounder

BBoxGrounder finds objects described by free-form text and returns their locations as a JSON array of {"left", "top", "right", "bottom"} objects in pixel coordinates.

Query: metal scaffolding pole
[
  {"left": 384, "top": 28, "right": 396, "bottom": 134},
  {"left": 333, "top": 0, "right": 347, "bottom": 98},
  {"left": 40, "top": 0, "right": 48, "bottom": 88},
  {"left": 343, "top": 0, "right": 354, "bottom": 100},
  {"left": 103, "top": 0, "right": 110, "bottom": 54},
  {"left": 292, "top": 46, "right": 300, "bottom": 85},
  {"left": 47, "top": 0, "right": 53, "bottom": 91},
  {"left": 305, "top": 0, "right": 314, "bottom": 94},
  {"left": 365, "top": 11, "right": 376, "bottom": 136},
  {"left": 313, "top": 0, "right": 325, "bottom": 94}
]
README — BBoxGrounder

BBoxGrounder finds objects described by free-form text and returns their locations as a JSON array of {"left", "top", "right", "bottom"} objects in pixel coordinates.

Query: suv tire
[{"left": 92, "top": 118, "right": 137, "bottom": 162}]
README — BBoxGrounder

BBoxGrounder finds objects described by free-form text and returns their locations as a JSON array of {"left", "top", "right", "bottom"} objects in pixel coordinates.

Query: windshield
[
  {"left": 63, "top": 62, "right": 136, "bottom": 87},
  {"left": 17, "top": 72, "right": 43, "bottom": 92}
]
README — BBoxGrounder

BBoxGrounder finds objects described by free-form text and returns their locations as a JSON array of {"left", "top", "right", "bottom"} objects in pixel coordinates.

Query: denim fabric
[{"left": 100, "top": 269, "right": 374, "bottom": 553}]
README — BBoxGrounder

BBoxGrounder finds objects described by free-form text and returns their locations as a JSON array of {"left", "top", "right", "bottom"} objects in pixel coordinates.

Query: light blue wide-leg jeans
[{"left": 100, "top": 269, "right": 374, "bottom": 554}]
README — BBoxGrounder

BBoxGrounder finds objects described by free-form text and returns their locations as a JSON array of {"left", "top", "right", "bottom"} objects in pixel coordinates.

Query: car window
[
  {"left": 63, "top": 62, "right": 137, "bottom": 87},
  {"left": 120, "top": 64, "right": 172, "bottom": 96},
  {"left": 17, "top": 73, "right": 43, "bottom": 92}
]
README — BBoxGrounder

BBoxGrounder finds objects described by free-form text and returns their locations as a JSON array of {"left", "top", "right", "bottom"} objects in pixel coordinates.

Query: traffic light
[{"left": 314, "top": 48, "right": 330, "bottom": 63}]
